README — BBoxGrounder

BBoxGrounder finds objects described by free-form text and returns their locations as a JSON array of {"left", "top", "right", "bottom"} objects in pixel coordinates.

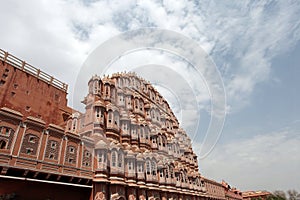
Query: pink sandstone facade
[
  {"left": 0, "top": 48, "right": 243, "bottom": 200},
  {"left": 242, "top": 191, "right": 271, "bottom": 200},
  {"left": 221, "top": 181, "right": 243, "bottom": 200}
]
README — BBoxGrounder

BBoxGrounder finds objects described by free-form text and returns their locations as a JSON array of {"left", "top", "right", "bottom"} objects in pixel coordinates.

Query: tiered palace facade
[
  {"left": 0, "top": 48, "right": 238, "bottom": 200},
  {"left": 78, "top": 72, "right": 206, "bottom": 200}
]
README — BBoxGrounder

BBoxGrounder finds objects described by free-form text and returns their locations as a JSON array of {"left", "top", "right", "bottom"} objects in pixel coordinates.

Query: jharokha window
[
  {"left": 0, "top": 126, "right": 14, "bottom": 150},
  {"left": 111, "top": 151, "right": 117, "bottom": 167},
  {"left": 138, "top": 163, "right": 143, "bottom": 173},
  {"left": 65, "top": 145, "right": 77, "bottom": 164},
  {"left": 108, "top": 111, "right": 113, "bottom": 124},
  {"left": 118, "top": 152, "right": 123, "bottom": 168},
  {"left": 82, "top": 149, "right": 92, "bottom": 168},
  {"left": 128, "top": 160, "right": 133, "bottom": 170},
  {"left": 151, "top": 161, "right": 157, "bottom": 175},
  {"left": 45, "top": 140, "right": 59, "bottom": 160},
  {"left": 146, "top": 160, "right": 151, "bottom": 175},
  {"left": 21, "top": 133, "right": 39, "bottom": 156},
  {"left": 98, "top": 151, "right": 103, "bottom": 163}
]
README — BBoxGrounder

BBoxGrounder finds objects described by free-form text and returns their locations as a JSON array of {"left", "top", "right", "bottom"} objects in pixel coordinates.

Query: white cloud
[
  {"left": 1, "top": 0, "right": 300, "bottom": 191},
  {"left": 1, "top": 0, "right": 299, "bottom": 114},
  {"left": 196, "top": 126, "right": 300, "bottom": 191}
]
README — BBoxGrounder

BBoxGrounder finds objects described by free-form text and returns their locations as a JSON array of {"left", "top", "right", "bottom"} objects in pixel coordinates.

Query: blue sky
[{"left": 0, "top": 0, "right": 299, "bottom": 192}]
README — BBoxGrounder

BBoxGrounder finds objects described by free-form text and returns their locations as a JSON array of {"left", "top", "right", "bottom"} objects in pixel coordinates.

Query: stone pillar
[
  {"left": 36, "top": 129, "right": 48, "bottom": 169},
  {"left": 9, "top": 122, "right": 25, "bottom": 165}
]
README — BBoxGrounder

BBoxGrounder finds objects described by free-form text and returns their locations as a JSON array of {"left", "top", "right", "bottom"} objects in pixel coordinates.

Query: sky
[{"left": 0, "top": 0, "right": 300, "bottom": 192}]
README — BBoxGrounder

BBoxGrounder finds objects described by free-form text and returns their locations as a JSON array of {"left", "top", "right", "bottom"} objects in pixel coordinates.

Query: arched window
[
  {"left": 157, "top": 136, "right": 162, "bottom": 146},
  {"left": 72, "top": 119, "right": 77, "bottom": 131},
  {"left": 118, "top": 78, "right": 122, "bottom": 87},
  {"left": 176, "top": 173, "right": 179, "bottom": 181},
  {"left": 118, "top": 93, "right": 124, "bottom": 105},
  {"left": 151, "top": 109, "right": 155, "bottom": 119},
  {"left": 131, "top": 125, "right": 136, "bottom": 137},
  {"left": 146, "top": 160, "right": 151, "bottom": 175},
  {"left": 140, "top": 126, "right": 144, "bottom": 138},
  {"left": 121, "top": 122, "right": 128, "bottom": 133},
  {"left": 95, "top": 107, "right": 100, "bottom": 118},
  {"left": 162, "top": 136, "right": 166, "bottom": 147},
  {"left": 128, "top": 160, "right": 132, "bottom": 170},
  {"left": 156, "top": 109, "right": 160, "bottom": 121},
  {"left": 0, "top": 140, "right": 7, "bottom": 149},
  {"left": 152, "top": 136, "right": 156, "bottom": 144},
  {"left": 138, "top": 163, "right": 143, "bottom": 172},
  {"left": 150, "top": 91, "right": 155, "bottom": 100},
  {"left": 98, "top": 151, "right": 103, "bottom": 163},
  {"left": 108, "top": 110, "right": 113, "bottom": 124},
  {"left": 118, "top": 152, "right": 123, "bottom": 168},
  {"left": 105, "top": 84, "right": 109, "bottom": 95},
  {"left": 145, "top": 128, "right": 149, "bottom": 140},
  {"left": 168, "top": 143, "right": 172, "bottom": 151},
  {"left": 114, "top": 111, "right": 119, "bottom": 126},
  {"left": 170, "top": 166, "right": 174, "bottom": 178},
  {"left": 160, "top": 169, "right": 164, "bottom": 177},
  {"left": 111, "top": 151, "right": 117, "bottom": 167},
  {"left": 111, "top": 87, "right": 115, "bottom": 100},
  {"left": 151, "top": 161, "right": 156, "bottom": 175},
  {"left": 139, "top": 100, "right": 144, "bottom": 111},
  {"left": 128, "top": 160, "right": 134, "bottom": 171},
  {"left": 135, "top": 99, "right": 139, "bottom": 110},
  {"left": 67, "top": 120, "right": 72, "bottom": 131},
  {"left": 93, "top": 81, "right": 98, "bottom": 94},
  {"left": 127, "top": 96, "right": 131, "bottom": 106},
  {"left": 165, "top": 166, "right": 169, "bottom": 178},
  {"left": 181, "top": 172, "right": 185, "bottom": 182}
]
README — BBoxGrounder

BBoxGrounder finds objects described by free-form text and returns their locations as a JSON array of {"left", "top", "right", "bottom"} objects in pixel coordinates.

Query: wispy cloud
[
  {"left": 196, "top": 123, "right": 300, "bottom": 191},
  {"left": 1, "top": 0, "right": 299, "bottom": 113},
  {"left": 0, "top": 0, "right": 300, "bottom": 191}
]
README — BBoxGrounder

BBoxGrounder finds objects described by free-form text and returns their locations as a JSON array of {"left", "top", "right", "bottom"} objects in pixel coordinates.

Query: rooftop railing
[{"left": 0, "top": 49, "right": 68, "bottom": 92}]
